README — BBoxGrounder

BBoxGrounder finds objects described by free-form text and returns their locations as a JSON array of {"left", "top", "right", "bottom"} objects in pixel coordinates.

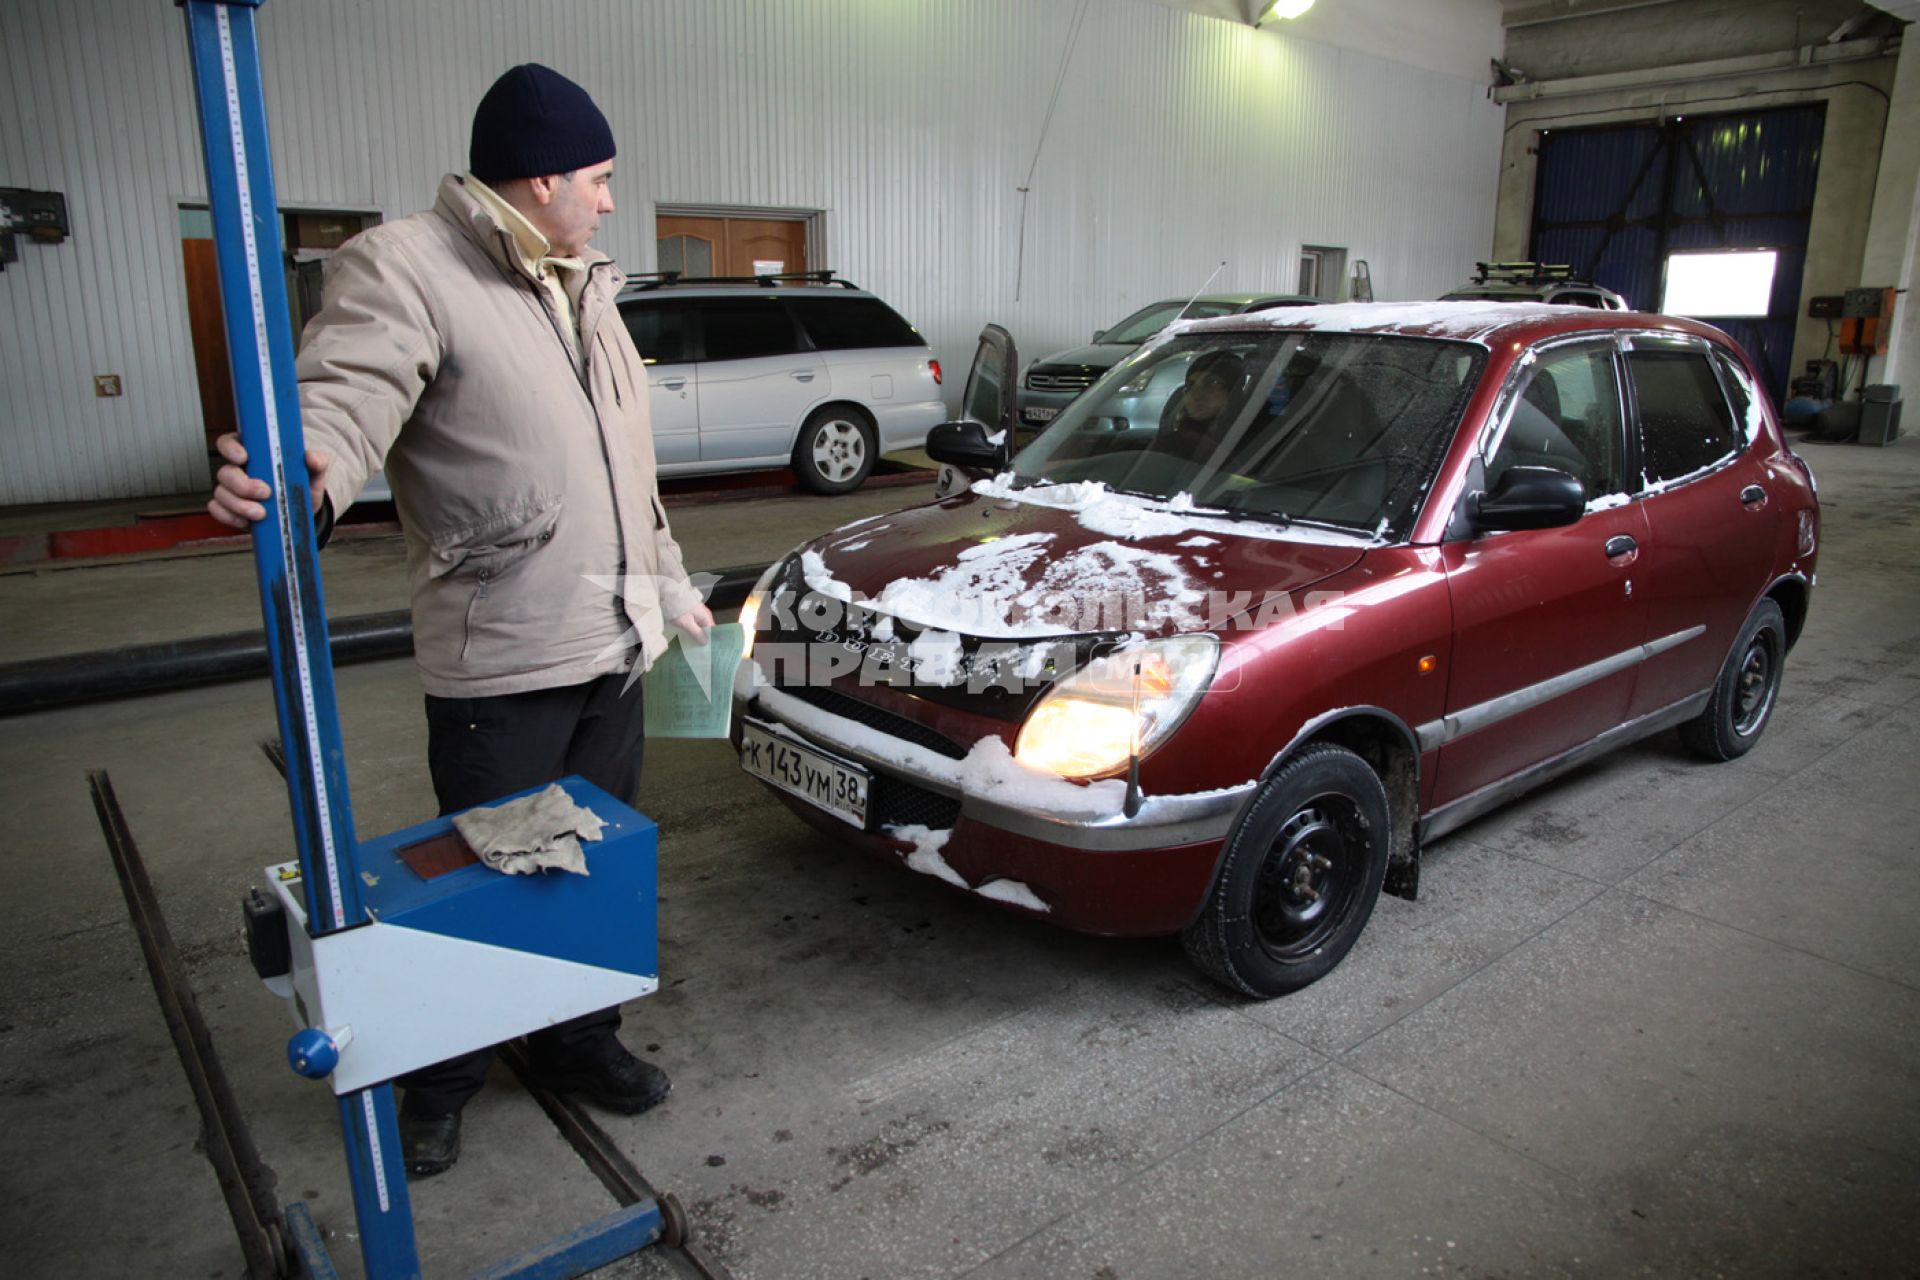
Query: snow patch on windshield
[{"left": 975, "top": 475, "right": 1378, "bottom": 548}]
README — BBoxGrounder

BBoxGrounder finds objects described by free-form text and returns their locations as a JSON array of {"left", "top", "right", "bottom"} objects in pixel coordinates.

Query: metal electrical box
[{"left": 1860, "top": 384, "right": 1903, "bottom": 447}]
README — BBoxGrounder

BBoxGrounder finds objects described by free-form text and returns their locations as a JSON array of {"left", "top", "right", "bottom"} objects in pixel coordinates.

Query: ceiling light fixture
[{"left": 1252, "top": 0, "right": 1315, "bottom": 24}]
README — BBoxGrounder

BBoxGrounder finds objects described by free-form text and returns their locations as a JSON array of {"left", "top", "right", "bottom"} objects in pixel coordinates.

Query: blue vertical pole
[{"left": 178, "top": 4, "right": 419, "bottom": 1276}]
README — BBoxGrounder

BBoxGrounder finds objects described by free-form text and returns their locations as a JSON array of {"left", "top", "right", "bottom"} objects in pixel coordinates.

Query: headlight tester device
[{"left": 183, "top": 4, "right": 671, "bottom": 1275}]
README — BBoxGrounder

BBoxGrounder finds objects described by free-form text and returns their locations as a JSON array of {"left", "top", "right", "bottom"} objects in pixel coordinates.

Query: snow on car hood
[{"left": 797, "top": 482, "right": 1366, "bottom": 640}]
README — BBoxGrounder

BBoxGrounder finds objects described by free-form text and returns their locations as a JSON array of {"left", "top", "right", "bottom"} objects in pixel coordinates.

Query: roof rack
[
  {"left": 625, "top": 269, "right": 860, "bottom": 291},
  {"left": 1470, "top": 261, "right": 1577, "bottom": 285}
]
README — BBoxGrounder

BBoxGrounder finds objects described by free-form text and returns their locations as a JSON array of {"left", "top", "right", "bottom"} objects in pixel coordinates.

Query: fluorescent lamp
[
  {"left": 1255, "top": 0, "right": 1315, "bottom": 22},
  {"left": 1661, "top": 250, "right": 1778, "bottom": 318}
]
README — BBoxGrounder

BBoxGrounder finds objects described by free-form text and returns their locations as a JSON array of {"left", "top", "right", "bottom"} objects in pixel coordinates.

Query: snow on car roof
[{"left": 1165, "top": 299, "right": 1605, "bottom": 344}]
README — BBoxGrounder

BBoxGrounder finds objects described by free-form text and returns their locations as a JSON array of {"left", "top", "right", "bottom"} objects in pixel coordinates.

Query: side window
[
  {"left": 1485, "top": 344, "right": 1623, "bottom": 501},
  {"left": 1629, "top": 348, "right": 1740, "bottom": 486},
  {"left": 693, "top": 299, "right": 802, "bottom": 363},
  {"left": 621, "top": 302, "right": 688, "bottom": 364},
  {"left": 787, "top": 298, "right": 923, "bottom": 350},
  {"left": 1711, "top": 348, "right": 1766, "bottom": 444},
  {"left": 963, "top": 337, "right": 1007, "bottom": 429}
]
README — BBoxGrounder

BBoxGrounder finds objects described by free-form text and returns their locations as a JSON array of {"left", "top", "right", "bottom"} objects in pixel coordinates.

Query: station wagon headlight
[
  {"left": 738, "top": 557, "right": 787, "bottom": 663},
  {"left": 1015, "top": 636, "right": 1218, "bottom": 780}
]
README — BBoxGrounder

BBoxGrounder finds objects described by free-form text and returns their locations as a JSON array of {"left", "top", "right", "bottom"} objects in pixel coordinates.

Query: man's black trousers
[{"left": 400, "top": 671, "right": 647, "bottom": 1117}]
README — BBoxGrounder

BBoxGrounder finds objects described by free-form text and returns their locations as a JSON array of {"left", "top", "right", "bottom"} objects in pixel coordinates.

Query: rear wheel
[
  {"left": 1183, "top": 743, "right": 1391, "bottom": 998},
  {"left": 1679, "top": 599, "right": 1785, "bottom": 761},
  {"left": 793, "top": 406, "right": 876, "bottom": 495}
]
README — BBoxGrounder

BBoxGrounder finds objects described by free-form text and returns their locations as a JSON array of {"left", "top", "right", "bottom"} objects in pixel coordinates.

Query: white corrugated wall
[{"left": 0, "top": 0, "right": 1503, "bottom": 505}]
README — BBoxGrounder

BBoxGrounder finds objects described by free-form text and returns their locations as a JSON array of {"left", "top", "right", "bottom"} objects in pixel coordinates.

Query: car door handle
[
  {"left": 790, "top": 370, "right": 816, "bottom": 382},
  {"left": 1740, "top": 484, "right": 1767, "bottom": 506},
  {"left": 1605, "top": 534, "right": 1638, "bottom": 559},
  {"left": 657, "top": 377, "right": 686, "bottom": 391}
]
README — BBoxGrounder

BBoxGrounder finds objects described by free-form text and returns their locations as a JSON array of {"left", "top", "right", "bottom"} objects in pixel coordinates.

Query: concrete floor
[{"left": 2, "top": 438, "right": 1917, "bottom": 1279}]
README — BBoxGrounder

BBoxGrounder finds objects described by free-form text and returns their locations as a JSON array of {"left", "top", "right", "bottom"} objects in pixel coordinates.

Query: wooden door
[
  {"left": 181, "top": 237, "right": 236, "bottom": 447},
  {"left": 657, "top": 214, "right": 807, "bottom": 278}
]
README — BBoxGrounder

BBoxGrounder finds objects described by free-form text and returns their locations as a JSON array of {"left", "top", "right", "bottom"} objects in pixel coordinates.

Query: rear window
[
  {"left": 691, "top": 298, "right": 802, "bottom": 362},
  {"left": 788, "top": 297, "right": 923, "bottom": 350},
  {"left": 1629, "top": 348, "right": 1740, "bottom": 485},
  {"left": 620, "top": 301, "right": 689, "bottom": 364}
]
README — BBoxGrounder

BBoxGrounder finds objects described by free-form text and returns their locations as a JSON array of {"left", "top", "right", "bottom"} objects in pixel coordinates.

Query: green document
[{"left": 642, "top": 622, "right": 746, "bottom": 739}]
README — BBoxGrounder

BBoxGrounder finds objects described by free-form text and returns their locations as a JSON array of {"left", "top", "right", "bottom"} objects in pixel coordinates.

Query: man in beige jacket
[{"left": 209, "top": 64, "right": 712, "bottom": 1178}]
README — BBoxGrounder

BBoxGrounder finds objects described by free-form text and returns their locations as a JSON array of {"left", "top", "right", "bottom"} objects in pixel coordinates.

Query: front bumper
[{"left": 733, "top": 670, "right": 1250, "bottom": 935}]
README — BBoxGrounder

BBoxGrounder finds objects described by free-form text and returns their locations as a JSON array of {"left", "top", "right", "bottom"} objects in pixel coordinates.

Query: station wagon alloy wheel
[{"left": 795, "top": 407, "right": 876, "bottom": 494}]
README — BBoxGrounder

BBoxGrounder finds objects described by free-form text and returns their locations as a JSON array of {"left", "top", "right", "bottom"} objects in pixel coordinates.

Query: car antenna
[
  {"left": 1123, "top": 656, "right": 1145, "bottom": 819},
  {"left": 1174, "top": 260, "right": 1228, "bottom": 323}
]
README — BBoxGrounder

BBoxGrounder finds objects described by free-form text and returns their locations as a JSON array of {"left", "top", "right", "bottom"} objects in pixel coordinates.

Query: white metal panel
[{"left": 0, "top": 0, "right": 1502, "bottom": 505}]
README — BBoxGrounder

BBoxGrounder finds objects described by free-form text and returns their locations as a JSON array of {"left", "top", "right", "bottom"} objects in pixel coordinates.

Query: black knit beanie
[{"left": 469, "top": 64, "right": 616, "bottom": 183}]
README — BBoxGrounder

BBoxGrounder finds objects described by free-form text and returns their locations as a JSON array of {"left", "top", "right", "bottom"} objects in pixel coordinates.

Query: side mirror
[
  {"left": 1469, "top": 465, "right": 1585, "bottom": 532},
  {"left": 1091, "top": 330, "right": 1107, "bottom": 343},
  {"left": 926, "top": 420, "right": 1007, "bottom": 470}
]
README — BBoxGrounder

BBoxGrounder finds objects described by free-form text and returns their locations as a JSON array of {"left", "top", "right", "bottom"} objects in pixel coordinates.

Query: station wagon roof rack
[
  {"left": 1470, "top": 261, "right": 1577, "bottom": 285},
  {"left": 626, "top": 269, "right": 861, "bottom": 291}
]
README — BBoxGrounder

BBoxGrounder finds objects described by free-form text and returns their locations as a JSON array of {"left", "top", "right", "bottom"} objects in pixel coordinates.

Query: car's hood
[
  {"left": 793, "top": 483, "right": 1369, "bottom": 642},
  {"left": 1029, "top": 342, "right": 1135, "bottom": 370}
]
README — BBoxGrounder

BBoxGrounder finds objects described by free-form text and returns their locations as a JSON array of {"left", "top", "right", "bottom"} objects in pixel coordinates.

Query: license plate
[
  {"left": 1022, "top": 406, "right": 1058, "bottom": 424},
  {"left": 740, "top": 720, "right": 870, "bottom": 829}
]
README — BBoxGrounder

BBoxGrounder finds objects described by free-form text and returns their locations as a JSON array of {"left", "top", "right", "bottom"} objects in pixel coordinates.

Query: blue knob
[{"left": 288, "top": 1027, "right": 339, "bottom": 1078}]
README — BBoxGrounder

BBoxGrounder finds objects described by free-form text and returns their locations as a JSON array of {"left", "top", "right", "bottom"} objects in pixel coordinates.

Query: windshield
[
  {"left": 1103, "top": 299, "right": 1246, "bottom": 345},
  {"left": 1010, "top": 331, "right": 1486, "bottom": 538}
]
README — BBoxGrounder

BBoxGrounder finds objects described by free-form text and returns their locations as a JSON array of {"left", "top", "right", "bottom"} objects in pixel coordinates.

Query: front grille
[
  {"left": 781, "top": 684, "right": 967, "bottom": 760},
  {"left": 871, "top": 777, "right": 961, "bottom": 831},
  {"left": 1025, "top": 367, "right": 1099, "bottom": 393}
]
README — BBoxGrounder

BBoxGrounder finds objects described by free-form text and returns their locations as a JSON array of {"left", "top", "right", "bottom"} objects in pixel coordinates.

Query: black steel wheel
[
  {"left": 1183, "top": 743, "right": 1391, "bottom": 998},
  {"left": 1679, "top": 598, "right": 1785, "bottom": 762},
  {"left": 793, "top": 405, "right": 876, "bottom": 495}
]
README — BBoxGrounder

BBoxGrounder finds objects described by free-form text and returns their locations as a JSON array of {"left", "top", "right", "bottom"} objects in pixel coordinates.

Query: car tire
[
  {"left": 1182, "top": 743, "right": 1391, "bottom": 998},
  {"left": 793, "top": 406, "right": 876, "bottom": 495},
  {"left": 1678, "top": 598, "right": 1785, "bottom": 762}
]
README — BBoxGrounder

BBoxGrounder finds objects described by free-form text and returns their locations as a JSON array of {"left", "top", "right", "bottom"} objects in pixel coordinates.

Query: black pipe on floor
[{"left": 0, "top": 563, "right": 766, "bottom": 716}]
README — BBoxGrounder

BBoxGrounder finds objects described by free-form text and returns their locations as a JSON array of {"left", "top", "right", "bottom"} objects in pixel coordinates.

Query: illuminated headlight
[
  {"left": 737, "top": 557, "right": 787, "bottom": 663},
  {"left": 1015, "top": 636, "right": 1218, "bottom": 780}
]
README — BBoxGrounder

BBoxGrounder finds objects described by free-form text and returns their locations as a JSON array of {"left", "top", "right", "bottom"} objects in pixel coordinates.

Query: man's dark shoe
[
  {"left": 528, "top": 1044, "right": 672, "bottom": 1116},
  {"left": 398, "top": 1096, "right": 462, "bottom": 1178}
]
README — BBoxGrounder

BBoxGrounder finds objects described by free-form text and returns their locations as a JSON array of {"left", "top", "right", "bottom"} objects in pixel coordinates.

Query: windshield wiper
[{"left": 1213, "top": 488, "right": 1292, "bottom": 528}]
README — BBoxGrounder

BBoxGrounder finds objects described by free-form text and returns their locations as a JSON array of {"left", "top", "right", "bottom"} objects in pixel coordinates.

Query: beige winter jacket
[{"left": 295, "top": 174, "right": 705, "bottom": 698}]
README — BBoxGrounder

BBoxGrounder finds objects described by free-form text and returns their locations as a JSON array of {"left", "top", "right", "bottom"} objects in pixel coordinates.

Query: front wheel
[
  {"left": 1182, "top": 743, "right": 1391, "bottom": 998},
  {"left": 1679, "top": 598, "right": 1785, "bottom": 761},
  {"left": 793, "top": 407, "right": 876, "bottom": 495}
]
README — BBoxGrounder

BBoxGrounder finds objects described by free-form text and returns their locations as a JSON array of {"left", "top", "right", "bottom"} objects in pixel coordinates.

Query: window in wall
[
  {"left": 658, "top": 233, "right": 714, "bottom": 278},
  {"left": 1298, "top": 245, "right": 1348, "bottom": 301}
]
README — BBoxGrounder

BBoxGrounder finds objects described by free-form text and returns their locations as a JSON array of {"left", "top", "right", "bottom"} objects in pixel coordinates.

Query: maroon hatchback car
[{"left": 730, "top": 302, "right": 1819, "bottom": 998}]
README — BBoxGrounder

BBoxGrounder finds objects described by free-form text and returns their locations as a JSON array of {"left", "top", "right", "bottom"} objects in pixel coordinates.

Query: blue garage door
[{"left": 1530, "top": 104, "right": 1826, "bottom": 402}]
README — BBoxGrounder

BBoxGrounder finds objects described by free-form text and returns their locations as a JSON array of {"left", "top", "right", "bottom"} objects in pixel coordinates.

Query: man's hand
[
  {"left": 672, "top": 602, "right": 716, "bottom": 643},
  {"left": 207, "top": 433, "right": 333, "bottom": 529}
]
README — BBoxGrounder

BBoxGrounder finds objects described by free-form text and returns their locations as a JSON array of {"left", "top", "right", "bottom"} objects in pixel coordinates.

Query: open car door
[{"left": 933, "top": 324, "right": 1019, "bottom": 499}]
